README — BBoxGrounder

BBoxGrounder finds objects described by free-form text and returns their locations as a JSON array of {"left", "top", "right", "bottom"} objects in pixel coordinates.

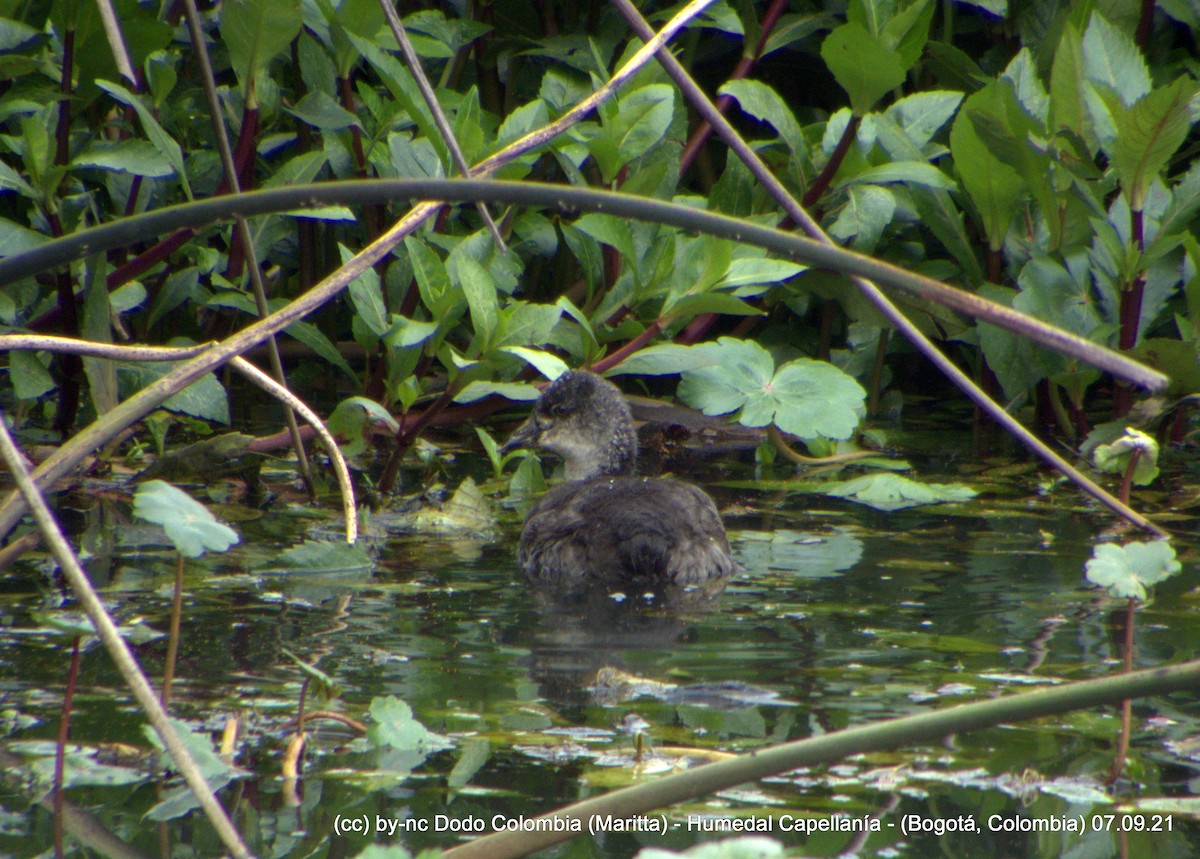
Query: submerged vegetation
[{"left": 1, "top": 0, "right": 1199, "bottom": 856}]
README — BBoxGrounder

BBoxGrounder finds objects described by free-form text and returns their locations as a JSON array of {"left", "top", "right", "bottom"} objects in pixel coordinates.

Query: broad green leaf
[
  {"left": 501, "top": 346, "right": 569, "bottom": 380},
  {"left": 1049, "top": 22, "right": 1089, "bottom": 148},
  {"left": 144, "top": 718, "right": 236, "bottom": 821},
  {"left": 825, "top": 473, "right": 977, "bottom": 511},
  {"left": 73, "top": 140, "right": 173, "bottom": 177},
  {"left": 95, "top": 80, "right": 191, "bottom": 198},
  {"left": 455, "top": 380, "right": 542, "bottom": 404},
  {"left": 613, "top": 84, "right": 674, "bottom": 172},
  {"left": 880, "top": 0, "right": 934, "bottom": 70},
  {"left": 949, "top": 82, "right": 1025, "bottom": 251},
  {"left": 367, "top": 696, "right": 450, "bottom": 753},
  {"left": 384, "top": 314, "right": 440, "bottom": 349},
  {"left": 1085, "top": 541, "right": 1181, "bottom": 600},
  {"left": 1091, "top": 427, "right": 1160, "bottom": 485},
  {"left": 677, "top": 339, "right": 866, "bottom": 440},
  {"left": 9, "top": 350, "right": 54, "bottom": 400},
  {"left": 456, "top": 257, "right": 498, "bottom": 348},
  {"left": 885, "top": 90, "right": 964, "bottom": 149},
  {"left": 607, "top": 344, "right": 708, "bottom": 376},
  {"left": 447, "top": 737, "right": 490, "bottom": 790},
  {"left": 829, "top": 184, "right": 897, "bottom": 251},
  {"left": 494, "top": 302, "right": 562, "bottom": 348},
  {"left": 209, "top": 292, "right": 357, "bottom": 383},
  {"left": 1109, "top": 76, "right": 1197, "bottom": 211},
  {"left": 846, "top": 161, "right": 955, "bottom": 190},
  {"left": 718, "top": 79, "right": 805, "bottom": 152},
  {"left": 1081, "top": 12, "right": 1150, "bottom": 108},
  {"left": 821, "top": 22, "right": 907, "bottom": 116},
  {"left": 718, "top": 258, "right": 806, "bottom": 288},
  {"left": 132, "top": 480, "right": 239, "bottom": 558},
  {"left": 118, "top": 363, "right": 230, "bottom": 424},
  {"left": 573, "top": 213, "right": 635, "bottom": 261},
  {"left": 339, "top": 244, "right": 387, "bottom": 337},
  {"left": 271, "top": 540, "right": 374, "bottom": 573},
  {"left": 287, "top": 90, "right": 360, "bottom": 130},
  {"left": 222, "top": 0, "right": 302, "bottom": 106}
]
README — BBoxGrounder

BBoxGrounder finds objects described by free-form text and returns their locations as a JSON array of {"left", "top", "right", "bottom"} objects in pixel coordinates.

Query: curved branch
[
  {"left": 444, "top": 658, "right": 1200, "bottom": 859},
  {"left": 0, "top": 180, "right": 1165, "bottom": 394}
]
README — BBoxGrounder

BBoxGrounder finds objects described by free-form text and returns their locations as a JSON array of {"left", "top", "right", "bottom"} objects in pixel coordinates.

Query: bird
[{"left": 500, "top": 370, "right": 736, "bottom": 589}]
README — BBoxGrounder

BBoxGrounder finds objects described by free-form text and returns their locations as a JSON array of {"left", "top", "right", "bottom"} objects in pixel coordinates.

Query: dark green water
[{"left": 2, "top": 451, "right": 1199, "bottom": 858}]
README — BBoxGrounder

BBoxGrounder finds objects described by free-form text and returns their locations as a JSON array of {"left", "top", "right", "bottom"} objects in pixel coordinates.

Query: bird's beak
[{"left": 499, "top": 416, "right": 539, "bottom": 454}]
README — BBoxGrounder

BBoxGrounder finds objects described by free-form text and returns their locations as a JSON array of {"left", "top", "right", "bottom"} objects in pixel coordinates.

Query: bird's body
[{"left": 501, "top": 371, "right": 736, "bottom": 588}]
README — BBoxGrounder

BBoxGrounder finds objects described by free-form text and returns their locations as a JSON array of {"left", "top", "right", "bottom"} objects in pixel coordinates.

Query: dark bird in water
[{"left": 500, "top": 371, "right": 736, "bottom": 589}]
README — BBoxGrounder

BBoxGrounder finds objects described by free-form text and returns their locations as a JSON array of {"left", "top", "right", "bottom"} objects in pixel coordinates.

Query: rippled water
[{"left": 2, "top": 448, "right": 1199, "bottom": 857}]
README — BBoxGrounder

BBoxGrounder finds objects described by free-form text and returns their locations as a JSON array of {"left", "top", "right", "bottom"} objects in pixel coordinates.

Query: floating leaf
[
  {"left": 825, "top": 473, "right": 977, "bottom": 511},
  {"left": 1085, "top": 541, "right": 1181, "bottom": 600},
  {"left": 132, "top": 480, "right": 239, "bottom": 558},
  {"left": 678, "top": 338, "right": 865, "bottom": 440},
  {"left": 273, "top": 540, "right": 374, "bottom": 573},
  {"left": 366, "top": 696, "right": 450, "bottom": 753}
]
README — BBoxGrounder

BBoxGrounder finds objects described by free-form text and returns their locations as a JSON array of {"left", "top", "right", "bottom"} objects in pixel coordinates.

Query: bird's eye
[{"left": 548, "top": 402, "right": 570, "bottom": 418}]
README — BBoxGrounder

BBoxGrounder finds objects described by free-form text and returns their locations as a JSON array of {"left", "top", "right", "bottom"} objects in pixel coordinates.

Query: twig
[
  {"left": 0, "top": 411, "right": 251, "bottom": 859},
  {"left": 608, "top": 0, "right": 1167, "bottom": 538},
  {"left": 377, "top": 0, "right": 507, "bottom": 251},
  {"left": 180, "top": 0, "right": 316, "bottom": 495}
]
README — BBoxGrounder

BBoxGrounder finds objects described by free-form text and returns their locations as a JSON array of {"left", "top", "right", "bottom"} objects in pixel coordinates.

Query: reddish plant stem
[
  {"left": 54, "top": 637, "right": 82, "bottom": 859},
  {"left": 591, "top": 319, "right": 665, "bottom": 374},
  {"left": 986, "top": 246, "right": 1003, "bottom": 284},
  {"left": 1108, "top": 597, "right": 1137, "bottom": 783},
  {"left": 223, "top": 106, "right": 261, "bottom": 282},
  {"left": 55, "top": 28, "right": 74, "bottom": 167},
  {"left": 1135, "top": 0, "right": 1154, "bottom": 48},
  {"left": 1119, "top": 447, "right": 1142, "bottom": 505},
  {"left": 379, "top": 379, "right": 466, "bottom": 494},
  {"left": 679, "top": 0, "right": 789, "bottom": 174},
  {"left": 1114, "top": 208, "right": 1146, "bottom": 417},
  {"left": 803, "top": 113, "right": 860, "bottom": 210}
]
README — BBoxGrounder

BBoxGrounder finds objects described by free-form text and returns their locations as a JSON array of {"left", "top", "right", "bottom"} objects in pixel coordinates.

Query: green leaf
[
  {"left": 132, "top": 480, "right": 239, "bottom": 558},
  {"left": 949, "top": 82, "right": 1025, "bottom": 251},
  {"left": 614, "top": 84, "right": 674, "bottom": 167},
  {"left": 500, "top": 346, "right": 569, "bottom": 380},
  {"left": 821, "top": 22, "right": 907, "bottom": 115},
  {"left": 367, "top": 696, "right": 450, "bottom": 753},
  {"left": 455, "top": 381, "right": 542, "bottom": 404},
  {"left": 825, "top": 473, "right": 977, "bottom": 511},
  {"left": 384, "top": 314, "right": 440, "bottom": 349},
  {"left": 1091, "top": 427, "right": 1160, "bottom": 485},
  {"left": 608, "top": 344, "right": 708, "bottom": 377},
  {"left": 1109, "top": 76, "right": 1197, "bottom": 211},
  {"left": 885, "top": 90, "right": 964, "bottom": 149},
  {"left": 287, "top": 90, "right": 360, "bottom": 130},
  {"left": 718, "top": 79, "right": 805, "bottom": 152},
  {"left": 222, "top": 0, "right": 302, "bottom": 106},
  {"left": 338, "top": 244, "right": 387, "bottom": 337},
  {"left": 456, "top": 257, "right": 498, "bottom": 348},
  {"left": 718, "top": 258, "right": 806, "bottom": 288},
  {"left": 118, "top": 363, "right": 229, "bottom": 424},
  {"left": 1085, "top": 541, "right": 1181, "bottom": 600},
  {"left": 573, "top": 213, "right": 635, "bottom": 261},
  {"left": 1049, "top": 22, "right": 1088, "bottom": 148},
  {"left": 9, "top": 351, "right": 55, "bottom": 400},
  {"left": 677, "top": 339, "right": 866, "bottom": 440},
  {"left": 1082, "top": 12, "right": 1150, "bottom": 108},
  {"left": 95, "top": 80, "right": 191, "bottom": 198},
  {"left": 144, "top": 718, "right": 236, "bottom": 821},
  {"left": 271, "top": 539, "right": 373, "bottom": 573},
  {"left": 73, "top": 140, "right": 174, "bottom": 177},
  {"left": 447, "top": 737, "right": 490, "bottom": 789},
  {"left": 829, "top": 184, "right": 897, "bottom": 252},
  {"left": 847, "top": 161, "right": 955, "bottom": 190}
]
